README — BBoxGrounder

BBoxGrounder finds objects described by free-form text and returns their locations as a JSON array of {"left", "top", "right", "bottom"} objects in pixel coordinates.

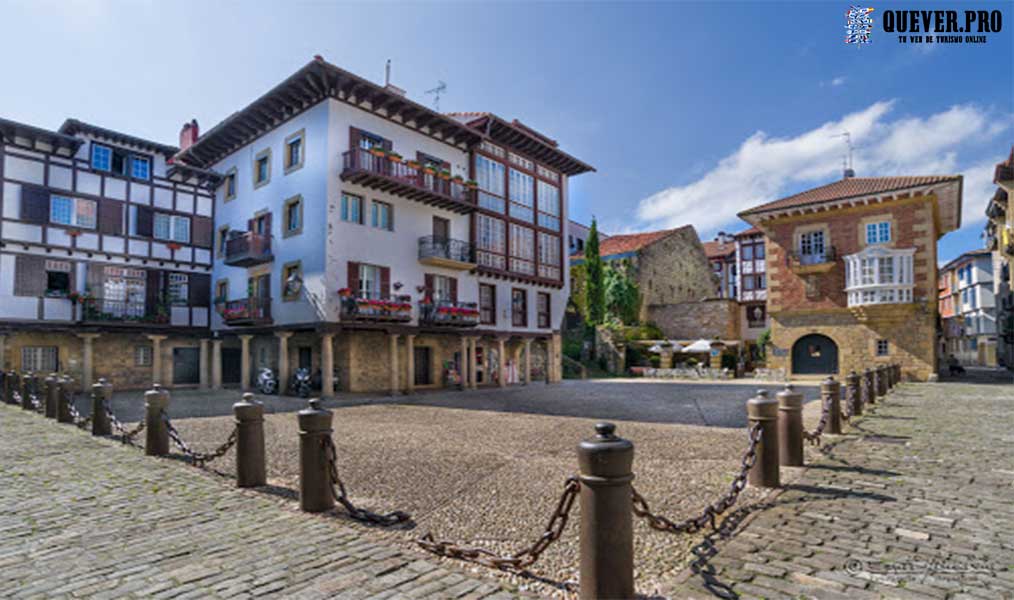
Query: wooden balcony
[
  {"left": 418, "top": 236, "right": 476, "bottom": 270},
  {"left": 340, "top": 148, "right": 475, "bottom": 213},
  {"left": 218, "top": 297, "right": 272, "bottom": 326},
  {"left": 418, "top": 300, "right": 480, "bottom": 328},
  {"left": 224, "top": 232, "right": 273, "bottom": 267},
  {"left": 339, "top": 293, "right": 412, "bottom": 323}
]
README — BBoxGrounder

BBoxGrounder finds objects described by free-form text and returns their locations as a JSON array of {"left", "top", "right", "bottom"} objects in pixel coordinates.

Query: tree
[
  {"left": 604, "top": 264, "right": 640, "bottom": 325},
  {"left": 584, "top": 218, "right": 605, "bottom": 324}
]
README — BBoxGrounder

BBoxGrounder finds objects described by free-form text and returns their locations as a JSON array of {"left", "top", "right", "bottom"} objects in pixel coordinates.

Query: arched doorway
[{"left": 791, "top": 334, "right": 838, "bottom": 375}]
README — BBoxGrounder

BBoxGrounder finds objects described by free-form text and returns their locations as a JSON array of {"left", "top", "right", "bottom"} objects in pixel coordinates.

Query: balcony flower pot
[
  {"left": 451, "top": 175, "right": 464, "bottom": 183},
  {"left": 387, "top": 152, "right": 403, "bottom": 163},
  {"left": 407, "top": 160, "right": 421, "bottom": 170},
  {"left": 437, "top": 170, "right": 451, "bottom": 180},
  {"left": 167, "top": 242, "right": 182, "bottom": 251},
  {"left": 465, "top": 179, "right": 479, "bottom": 189},
  {"left": 369, "top": 147, "right": 387, "bottom": 158},
  {"left": 422, "top": 166, "right": 436, "bottom": 176}
]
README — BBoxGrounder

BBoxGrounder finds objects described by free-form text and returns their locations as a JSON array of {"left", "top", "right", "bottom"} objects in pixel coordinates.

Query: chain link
[
  {"left": 840, "top": 387, "right": 853, "bottom": 423},
  {"left": 105, "top": 401, "right": 145, "bottom": 447},
  {"left": 632, "top": 423, "right": 761, "bottom": 534},
  {"left": 66, "top": 398, "right": 92, "bottom": 430},
  {"left": 162, "top": 411, "right": 237, "bottom": 467},
  {"left": 417, "top": 476, "right": 580, "bottom": 571},
  {"left": 28, "top": 393, "right": 43, "bottom": 413},
  {"left": 802, "top": 394, "right": 831, "bottom": 445},
  {"left": 322, "top": 435, "right": 411, "bottom": 526}
]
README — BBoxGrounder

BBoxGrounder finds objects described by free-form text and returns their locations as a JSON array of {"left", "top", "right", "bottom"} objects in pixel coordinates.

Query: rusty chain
[
  {"left": 802, "top": 393, "right": 832, "bottom": 445},
  {"left": 105, "top": 402, "right": 145, "bottom": 446},
  {"left": 66, "top": 397, "right": 92, "bottom": 430},
  {"left": 632, "top": 422, "right": 762, "bottom": 534},
  {"left": 840, "top": 387, "right": 854, "bottom": 423},
  {"left": 161, "top": 411, "right": 237, "bottom": 467},
  {"left": 322, "top": 435, "right": 411, "bottom": 526},
  {"left": 417, "top": 476, "right": 580, "bottom": 571}
]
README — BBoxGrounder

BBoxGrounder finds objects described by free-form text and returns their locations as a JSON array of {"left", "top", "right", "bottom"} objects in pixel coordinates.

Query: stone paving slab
[
  {"left": 663, "top": 378, "right": 1014, "bottom": 599},
  {"left": 0, "top": 404, "right": 521, "bottom": 599}
]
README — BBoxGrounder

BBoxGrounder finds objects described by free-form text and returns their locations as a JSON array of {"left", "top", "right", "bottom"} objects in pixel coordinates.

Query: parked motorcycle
[
  {"left": 256, "top": 367, "right": 278, "bottom": 395},
  {"left": 292, "top": 367, "right": 313, "bottom": 398}
]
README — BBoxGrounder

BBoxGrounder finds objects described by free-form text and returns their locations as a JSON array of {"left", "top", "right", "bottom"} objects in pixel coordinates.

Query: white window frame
[
  {"left": 798, "top": 230, "right": 826, "bottom": 264},
  {"left": 154, "top": 213, "right": 190, "bottom": 243},
  {"left": 50, "top": 195, "right": 97, "bottom": 229},
  {"left": 341, "top": 193, "right": 364, "bottom": 225},
  {"left": 22, "top": 346, "right": 58, "bottom": 372},
  {"left": 371, "top": 200, "right": 393, "bottom": 231},
  {"left": 844, "top": 246, "right": 915, "bottom": 307},
  {"left": 131, "top": 155, "right": 151, "bottom": 180},
  {"left": 865, "top": 221, "right": 891, "bottom": 245},
  {"left": 91, "top": 144, "right": 112, "bottom": 171},
  {"left": 135, "top": 345, "right": 153, "bottom": 367},
  {"left": 358, "top": 264, "right": 381, "bottom": 299}
]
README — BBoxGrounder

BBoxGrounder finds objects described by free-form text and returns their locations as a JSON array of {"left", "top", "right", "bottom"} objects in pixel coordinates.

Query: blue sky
[{"left": 1, "top": 0, "right": 1010, "bottom": 263}]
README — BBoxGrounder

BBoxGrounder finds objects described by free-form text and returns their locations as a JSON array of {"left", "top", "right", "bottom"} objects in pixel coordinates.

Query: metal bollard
[
  {"left": 144, "top": 384, "right": 171, "bottom": 456},
  {"left": 822, "top": 376, "right": 842, "bottom": 435},
  {"left": 91, "top": 379, "right": 112, "bottom": 436},
  {"left": 876, "top": 366, "right": 888, "bottom": 398},
  {"left": 3, "top": 371, "right": 14, "bottom": 405},
  {"left": 21, "top": 372, "right": 35, "bottom": 410},
  {"left": 9, "top": 371, "right": 22, "bottom": 406},
  {"left": 44, "top": 373, "right": 59, "bottom": 418},
  {"left": 578, "top": 422, "right": 634, "bottom": 600},
  {"left": 895, "top": 364, "right": 902, "bottom": 385},
  {"left": 847, "top": 370, "right": 862, "bottom": 417},
  {"left": 776, "top": 384, "right": 804, "bottom": 467},
  {"left": 865, "top": 368, "right": 877, "bottom": 405},
  {"left": 747, "top": 390, "right": 780, "bottom": 488},
  {"left": 234, "top": 393, "right": 266, "bottom": 488},
  {"left": 298, "top": 399, "right": 334, "bottom": 512},
  {"left": 57, "top": 377, "right": 74, "bottom": 423}
]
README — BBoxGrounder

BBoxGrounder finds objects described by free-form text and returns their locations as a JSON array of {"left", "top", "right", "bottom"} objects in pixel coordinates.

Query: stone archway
[{"left": 791, "top": 334, "right": 839, "bottom": 375}]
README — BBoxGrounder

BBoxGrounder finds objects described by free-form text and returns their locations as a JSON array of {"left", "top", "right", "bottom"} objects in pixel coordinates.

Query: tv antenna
[
  {"left": 425, "top": 81, "right": 447, "bottom": 111},
  {"left": 831, "top": 131, "right": 855, "bottom": 177}
]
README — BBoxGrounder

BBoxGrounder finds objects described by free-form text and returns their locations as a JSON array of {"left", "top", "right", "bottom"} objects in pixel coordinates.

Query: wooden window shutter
[
  {"left": 192, "top": 216, "right": 213, "bottom": 248},
  {"left": 450, "top": 277, "right": 458, "bottom": 302},
  {"left": 145, "top": 269, "right": 162, "bottom": 312},
  {"left": 424, "top": 274, "right": 434, "bottom": 302},
  {"left": 347, "top": 261, "right": 359, "bottom": 293},
  {"left": 20, "top": 185, "right": 49, "bottom": 224},
  {"left": 136, "top": 206, "right": 154, "bottom": 238},
  {"left": 263, "top": 213, "right": 272, "bottom": 237},
  {"left": 13, "top": 255, "right": 45, "bottom": 296},
  {"left": 380, "top": 267, "right": 391, "bottom": 299},
  {"left": 98, "top": 199, "right": 124, "bottom": 235},
  {"left": 189, "top": 274, "right": 210, "bottom": 306},
  {"left": 247, "top": 217, "right": 256, "bottom": 232}
]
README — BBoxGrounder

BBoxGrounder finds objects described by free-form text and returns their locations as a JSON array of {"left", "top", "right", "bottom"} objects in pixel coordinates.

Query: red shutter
[
  {"left": 136, "top": 206, "right": 154, "bottom": 238},
  {"left": 450, "top": 278, "right": 458, "bottom": 302},
  {"left": 20, "top": 185, "right": 49, "bottom": 224},
  {"left": 380, "top": 267, "right": 391, "bottom": 299},
  {"left": 347, "top": 262, "right": 359, "bottom": 295},
  {"left": 424, "top": 274, "right": 434, "bottom": 302},
  {"left": 191, "top": 216, "right": 213, "bottom": 248},
  {"left": 98, "top": 199, "right": 124, "bottom": 235}
]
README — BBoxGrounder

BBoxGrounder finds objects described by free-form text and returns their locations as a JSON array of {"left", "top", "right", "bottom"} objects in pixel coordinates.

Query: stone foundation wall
[{"left": 647, "top": 298, "right": 740, "bottom": 340}]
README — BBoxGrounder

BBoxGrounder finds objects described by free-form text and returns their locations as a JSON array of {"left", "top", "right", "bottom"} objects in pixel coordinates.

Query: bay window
[
  {"left": 844, "top": 247, "right": 915, "bottom": 306},
  {"left": 537, "top": 180, "right": 560, "bottom": 230},
  {"left": 476, "top": 155, "right": 506, "bottom": 213},
  {"left": 538, "top": 232, "right": 561, "bottom": 280},
  {"left": 509, "top": 224, "right": 535, "bottom": 275},
  {"left": 509, "top": 168, "right": 534, "bottom": 222},
  {"left": 476, "top": 214, "right": 506, "bottom": 270}
]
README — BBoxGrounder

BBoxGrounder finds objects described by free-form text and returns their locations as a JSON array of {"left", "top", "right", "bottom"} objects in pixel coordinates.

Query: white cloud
[
  {"left": 959, "top": 161, "right": 1000, "bottom": 228},
  {"left": 630, "top": 101, "right": 1010, "bottom": 237},
  {"left": 831, "top": 76, "right": 846, "bottom": 87}
]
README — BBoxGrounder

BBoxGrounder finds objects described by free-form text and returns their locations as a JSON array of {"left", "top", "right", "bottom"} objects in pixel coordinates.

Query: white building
[
  {"left": 0, "top": 118, "right": 217, "bottom": 389},
  {"left": 940, "top": 249, "right": 997, "bottom": 366},
  {"left": 175, "top": 57, "right": 594, "bottom": 393}
]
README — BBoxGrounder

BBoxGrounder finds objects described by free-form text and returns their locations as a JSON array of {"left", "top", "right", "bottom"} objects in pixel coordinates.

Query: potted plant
[
  {"left": 437, "top": 169, "right": 451, "bottom": 180},
  {"left": 464, "top": 179, "right": 479, "bottom": 189},
  {"left": 451, "top": 174, "right": 464, "bottom": 183},
  {"left": 369, "top": 146, "right": 386, "bottom": 158},
  {"left": 406, "top": 160, "right": 421, "bottom": 170},
  {"left": 387, "top": 151, "right": 402, "bottom": 163},
  {"left": 167, "top": 242, "right": 182, "bottom": 251},
  {"left": 422, "top": 165, "right": 436, "bottom": 176}
]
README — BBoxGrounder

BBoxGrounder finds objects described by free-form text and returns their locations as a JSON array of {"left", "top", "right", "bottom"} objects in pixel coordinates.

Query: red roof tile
[
  {"left": 740, "top": 176, "right": 962, "bottom": 216},
  {"left": 573, "top": 226, "right": 693, "bottom": 259},
  {"left": 734, "top": 226, "right": 762, "bottom": 237},
  {"left": 703, "top": 240, "right": 735, "bottom": 259}
]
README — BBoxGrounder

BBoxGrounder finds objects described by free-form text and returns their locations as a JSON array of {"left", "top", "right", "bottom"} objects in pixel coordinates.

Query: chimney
[
  {"left": 179, "top": 119, "right": 199, "bottom": 151},
  {"left": 844, "top": 167, "right": 856, "bottom": 179}
]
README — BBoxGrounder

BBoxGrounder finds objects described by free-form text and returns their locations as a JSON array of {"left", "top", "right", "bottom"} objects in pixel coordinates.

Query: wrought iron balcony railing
[
  {"left": 218, "top": 297, "right": 272, "bottom": 326},
  {"left": 338, "top": 291, "right": 413, "bottom": 323},
  {"left": 418, "top": 299, "right": 480, "bottom": 327},
  {"left": 418, "top": 236, "right": 476, "bottom": 268}
]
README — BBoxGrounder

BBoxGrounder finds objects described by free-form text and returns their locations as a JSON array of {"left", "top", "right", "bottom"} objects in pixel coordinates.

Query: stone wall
[
  {"left": 646, "top": 298, "right": 740, "bottom": 340},
  {"left": 633, "top": 227, "right": 720, "bottom": 322}
]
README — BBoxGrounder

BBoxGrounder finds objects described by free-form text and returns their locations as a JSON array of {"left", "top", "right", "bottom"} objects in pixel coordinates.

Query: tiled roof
[
  {"left": 573, "top": 226, "right": 692, "bottom": 259},
  {"left": 703, "top": 240, "right": 735, "bottom": 259},
  {"left": 734, "top": 226, "right": 762, "bottom": 237},
  {"left": 59, "top": 118, "right": 179, "bottom": 156},
  {"left": 995, "top": 146, "right": 1014, "bottom": 183},
  {"left": 740, "top": 176, "right": 962, "bottom": 216}
]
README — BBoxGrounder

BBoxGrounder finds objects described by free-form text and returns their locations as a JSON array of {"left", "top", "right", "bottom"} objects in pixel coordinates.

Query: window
[
  {"left": 91, "top": 144, "right": 112, "bottom": 171},
  {"left": 476, "top": 215, "right": 506, "bottom": 270},
  {"left": 358, "top": 264, "right": 382, "bottom": 299},
  {"left": 341, "top": 193, "right": 364, "bottom": 224},
  {"left": 168, "top": 273, "right": 189, "bottom": 305},
  {"left": 476, "top": 155, "right": 506, "bottom": 197},
  {"left": 131, "top": 156, "right": 151, "bottom": 180},
  {"left": 154, "top": 213, "right": 190, "bottom": 243},
  {"left": 509, "top": 224, "right": 535, "bottom": 275},
  {"left": 876, "top": 339, "right": 889, "bottom": 356},
  {"left": 844, "top": 247, "right": 915, "bottom": 307},
  {"left": 746, "top": 304, "right": 766, "bottom": 328},
  {"left": 217, "top": 225, "right": 230, "bottom": 256},
  {"left": 511, "top": 288, "right": 527, "bottom": 327},
  {"left": 479, "top": 284, "right": 496, "bottom": 325},
  {"left": 509, "top": 168, "right": 534, "bottom": 222},
  {"left": 50, "top": 195, "right": 96, "bottom": 229},
  {"left": 537, "top": 180, "right": 560, "bottom": 230},
  {"left": 538, "top": 232, "right": 561, "bottom": 280},
  {"left": 866, "top": 221, "right": 891, "bottom": 245},
  {"left": 283, "top": 195, "right": 303, "bottom": 238},
  {"left": 537, "top": 292, "right": 551, "bottom": 328},
  {"left": 798, "top": 230, "right": 826, "bottom": 264},
  {"left": 224, "top": 168, "right": 237, "bottom": 201},
  {"left": 135, "top": 346, "right": 153, "bottom": 367},
  {"left": 284, "top": 130, "right": 305, "bottom": 174},
  {"left": 371, "top": 200, "right": 393, "bottom": 231},
  {"left": 282, "top": 261, "right": 302, "bottom": 301},
  {"left": 742, "top": 245, "right": 753, "bottom": 260},
  {"left": 215, "top": 280, "right": 228, "bottom": 303},
  {"left": 432, "top": 274, "right": 454, "bottom": 302},
  {"left": 45, "top": 260, "right": 72, "bottom": 297},
  {"left": 22, "top": 347, "right": 58, "bottom": 372},
  {"left": 253, "top": 148, "right": 271, "bottom": 188}
]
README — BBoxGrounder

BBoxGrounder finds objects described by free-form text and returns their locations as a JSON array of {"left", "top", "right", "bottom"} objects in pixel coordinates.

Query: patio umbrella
[{"left": 682, "top": 339, "right": 713, "bottom": 353}]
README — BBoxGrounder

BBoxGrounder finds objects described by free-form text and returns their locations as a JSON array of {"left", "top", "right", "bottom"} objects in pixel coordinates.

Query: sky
[{"left": 1, "top": 0, "right": 1010, "bottom": 263}]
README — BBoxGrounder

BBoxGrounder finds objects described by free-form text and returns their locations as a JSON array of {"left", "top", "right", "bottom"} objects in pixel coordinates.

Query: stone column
[
  {"left": 239, "top": 335, "right": 253, "bottom": 391},
  {"left": 198, "top": 339, "right": 210, "bottom": 389},
  {"left": 550, "top": 333, "right": 563, "bottom": 383},
  {"left": 321, "top": 334, "right": 334, "bottom": 396},
  {"left": 523, "top": 338, "right": 532, "bottom": 385},
  {"left": 146, "top": 335, "right": 168, "bottom": 386},
  {"left": 275, "top": 331, "right": 293, "bottom": 395},
  {"left": 468, "top": 337, "right": 479, "bottom": 390},
  {"left": 405, "top": 334, "right": 416, "bottom": 394},
  {"left": 77, "top": 333, "right": 100, "bottom": 389},
  {"left": 211, "top": 339, "right": 223, "bottom": 389},
  {"left": 388, "top": 333, "right": 400, "bottom": 396},
  {"left": 497, "top": 338, "right": 506, "bottom": 388},
  {"left": 460, "top": 336, "right": 469, "bottom": 390}
]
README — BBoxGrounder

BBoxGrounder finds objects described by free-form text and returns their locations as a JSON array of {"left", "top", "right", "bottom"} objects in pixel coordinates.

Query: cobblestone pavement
[
  {"left": 0, "top": 405, "right": 521, "bottom": 599},
  {"left": 83, "top": 380, "right": 819, "bottom": 427},
  {"left": 663, "top": 376, "right": 1014, "bottom": 599}
]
